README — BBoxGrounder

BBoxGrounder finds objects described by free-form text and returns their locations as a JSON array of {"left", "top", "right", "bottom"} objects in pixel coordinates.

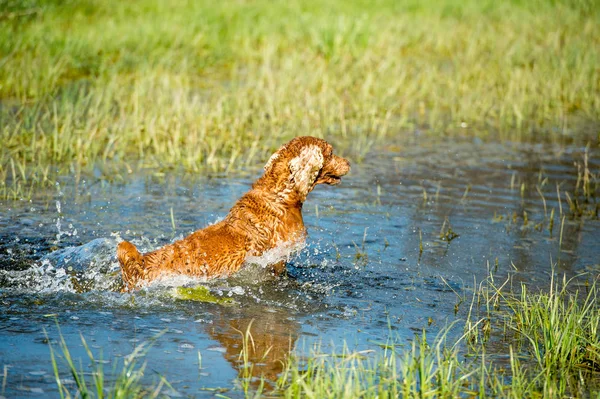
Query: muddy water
[{"left": 1, "top": 139, "right": 598, "bottom": 397}]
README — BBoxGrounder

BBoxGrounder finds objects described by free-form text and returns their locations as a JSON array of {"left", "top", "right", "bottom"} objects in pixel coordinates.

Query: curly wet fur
[{"left": 117, "top": 136, "right": 350, "bottom": 291}]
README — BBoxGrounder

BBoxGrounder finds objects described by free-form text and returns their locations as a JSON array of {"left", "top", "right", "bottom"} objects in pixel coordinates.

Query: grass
[
  {"left": 4, "top": 0, "right": 599, "bottom": 393},
  {"left": 273, "top": 273, "right": 600, "bottom": 398},
  {"left": 173, "top": 285, "right": 237, "bottom": 304},
  {"left": 46, "top": 325, "right": 168, "bottom": 398},
  {"left": 277, "top": 329, "right": 469, "bottom": 398},
  {"left": 491, "top": 146, "right": 598, "bottom": 242},
  {"left": 44, "top": 272, "right": 599, "bottom": 397},
  {"left": 1, "top": 0, "right": 600, "bottom": 198}
]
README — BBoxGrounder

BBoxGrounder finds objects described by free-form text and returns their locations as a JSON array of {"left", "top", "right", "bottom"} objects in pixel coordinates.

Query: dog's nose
[{"left": 336, "top": 156, "right": 350, "bottom": 174}]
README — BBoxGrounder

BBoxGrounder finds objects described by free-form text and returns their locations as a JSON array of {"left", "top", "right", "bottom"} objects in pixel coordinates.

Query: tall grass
[
  {"left": 502, "top": 275, "right": 600, "bottom": 382},
  {"left": 1, "top": 0, "right": 599, "bottom": 198},
  {"left": 274, "top": 274, "right": 600, "bottom": 398},
  {"left": 46, "top": 326, "right": 167, "bottom": 398},
  {"left": 277, "top": 329, "right": 473, "bottom": 398},
  {"left": 44, "top": 274, "right": 599, "bottom": 397}
]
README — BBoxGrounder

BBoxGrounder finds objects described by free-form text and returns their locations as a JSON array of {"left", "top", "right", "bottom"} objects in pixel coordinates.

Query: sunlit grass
[
  {"left": 274, "top": 274, "right": 600, "bottom": 398},
  {"left": 1, "top": 0, "right": 599, "bottom": 198},
  {"left": 500, "top": 275, "right": 599, "bottom": 379},
  {"left": 43, "top": 273, "right": 599, "bottom": 397},
  {"left": 277, "top": 328, "right": 472, "bottom": 398},
  {"left": 46, "top": 326, "right": 167, "bottom": 398}
]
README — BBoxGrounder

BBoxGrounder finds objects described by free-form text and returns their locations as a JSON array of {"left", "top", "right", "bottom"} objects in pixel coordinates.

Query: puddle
[{"left": 0, "top": 138, "right": 598, "bottom": 397}]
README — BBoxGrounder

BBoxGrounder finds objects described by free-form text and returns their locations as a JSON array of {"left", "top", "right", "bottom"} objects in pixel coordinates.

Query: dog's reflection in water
[{"left": 205, "top": 304, "right": 301, "bottom": 388}]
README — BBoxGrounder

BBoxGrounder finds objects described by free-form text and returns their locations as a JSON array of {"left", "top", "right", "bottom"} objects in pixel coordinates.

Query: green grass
[
  {"left": 45, "top": 274, "right": 599, "bottom": 397},
  {"left": 47, "top": 326, "right": 168, "bottom": 398},
  {"left": 496, "top": 275, "right": 600, "bottom": 383},
  {"left": 466, "top": 272, "right": 600, "bottom": 397},
  {"left": 277, "top": 329, "right": 469, "bottom": 398},
  {"left": 273, "top": 274, "right": 600, "bottom": 398},
  {"left": 1, "top": 0, "right": 599, "bottom": 198}
]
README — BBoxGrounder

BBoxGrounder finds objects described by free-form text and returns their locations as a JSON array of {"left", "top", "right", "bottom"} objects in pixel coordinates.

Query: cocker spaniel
[{"left": 117, "top": 136, "right": 350, "bottom": 291}]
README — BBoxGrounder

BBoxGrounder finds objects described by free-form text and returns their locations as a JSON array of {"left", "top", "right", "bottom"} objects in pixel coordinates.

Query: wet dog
[{"left": 117, "top": 136, "right": 350, "bottom": 291}]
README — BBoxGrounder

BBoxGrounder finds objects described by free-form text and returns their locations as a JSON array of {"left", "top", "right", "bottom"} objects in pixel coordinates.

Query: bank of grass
[
  {"left": 47, "top": 274, "right": 599, "bottom": 397},
  {"left": 47, "top": 327, "right": 168, "bottom": 398},
  {"left": 1, "top": 0, "right": 599, "bottom": 198},
  {"left": 274, "top": 274, "right": 600, "bottom": 398}
]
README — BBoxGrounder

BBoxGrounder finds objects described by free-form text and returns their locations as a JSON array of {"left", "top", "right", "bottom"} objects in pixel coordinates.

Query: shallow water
[{"left": 1, "top": 138, "right": 599, "bottom": 397}]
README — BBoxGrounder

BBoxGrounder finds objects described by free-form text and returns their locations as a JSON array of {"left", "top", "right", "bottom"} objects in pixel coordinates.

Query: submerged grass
[{"left": 1, "top": 0, "right": 600, "bottom": 198}]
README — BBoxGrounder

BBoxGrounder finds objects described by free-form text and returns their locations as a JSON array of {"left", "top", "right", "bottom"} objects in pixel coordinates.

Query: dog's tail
[{"left": 117, "top": 241, "right": 145, "bottom": 291}]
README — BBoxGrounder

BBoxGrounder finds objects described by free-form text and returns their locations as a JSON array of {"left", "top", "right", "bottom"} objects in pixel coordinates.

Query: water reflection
[{"left": 205, "top": 305, "right": 299, "bottom": 387}]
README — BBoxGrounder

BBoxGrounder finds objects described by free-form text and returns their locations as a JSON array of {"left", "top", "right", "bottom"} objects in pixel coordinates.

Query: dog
[{"left": 117, "top": 136, "right": 350, "bottom": 291}]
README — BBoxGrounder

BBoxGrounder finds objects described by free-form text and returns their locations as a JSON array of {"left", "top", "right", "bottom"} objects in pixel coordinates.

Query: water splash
[
  {"left": 53, "top": 200, "right": 78, "bottom": 244},
  {"left": 245, "top": 240, "right": 305, "bottom": 268},
  {"left": 0, "top": 238, "right": 120, "bottom": 293}
]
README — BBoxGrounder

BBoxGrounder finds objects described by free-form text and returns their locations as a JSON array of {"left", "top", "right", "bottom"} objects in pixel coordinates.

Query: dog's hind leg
[{"left": 116, "top": 241, "right": 145, "bottom": 291}]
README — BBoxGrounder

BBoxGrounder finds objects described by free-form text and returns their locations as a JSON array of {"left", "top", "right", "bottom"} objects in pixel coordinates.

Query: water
[{"left": 1, "top": 139, "right": 598, "bottom": 397}]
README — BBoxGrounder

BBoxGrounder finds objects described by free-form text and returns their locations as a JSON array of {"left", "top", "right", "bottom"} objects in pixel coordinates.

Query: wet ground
[{"left": 1, "top": 138, "right": 599, "bottom": 397}]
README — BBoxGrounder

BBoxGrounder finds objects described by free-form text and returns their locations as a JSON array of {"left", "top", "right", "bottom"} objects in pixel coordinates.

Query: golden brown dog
[{"left": 117, "top": 136, "right": 350, "bottom": 291}]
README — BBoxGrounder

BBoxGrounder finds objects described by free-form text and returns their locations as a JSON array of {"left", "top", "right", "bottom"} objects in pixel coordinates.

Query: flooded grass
[
  {"left": 1, "top": 0, "right": 600, "bottom": 198},
  {"left": 174, "top": 285, "right": 236, "bottom": 305},
  {"left": 274, "top": 273, "right": 600, "bottom": 398},
  {"left": 45, "top": 273, "right": 598, "bottom": 398},
  {"left": 47, "top": 326, "right": 167, "bottom": 398}
]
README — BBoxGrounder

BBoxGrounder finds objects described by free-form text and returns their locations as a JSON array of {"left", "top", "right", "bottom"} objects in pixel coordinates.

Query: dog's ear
[
  {"left": 289, "top": 145, "right": 324, "bottom": 198},
  {"left": 264, "top": 149, "right": 281, "bottom": 172}
]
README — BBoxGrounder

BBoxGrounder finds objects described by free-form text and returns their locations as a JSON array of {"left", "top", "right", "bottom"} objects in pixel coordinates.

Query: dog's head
[{"left": 262, "top": 136, "right": 350, "bottom": 202}]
